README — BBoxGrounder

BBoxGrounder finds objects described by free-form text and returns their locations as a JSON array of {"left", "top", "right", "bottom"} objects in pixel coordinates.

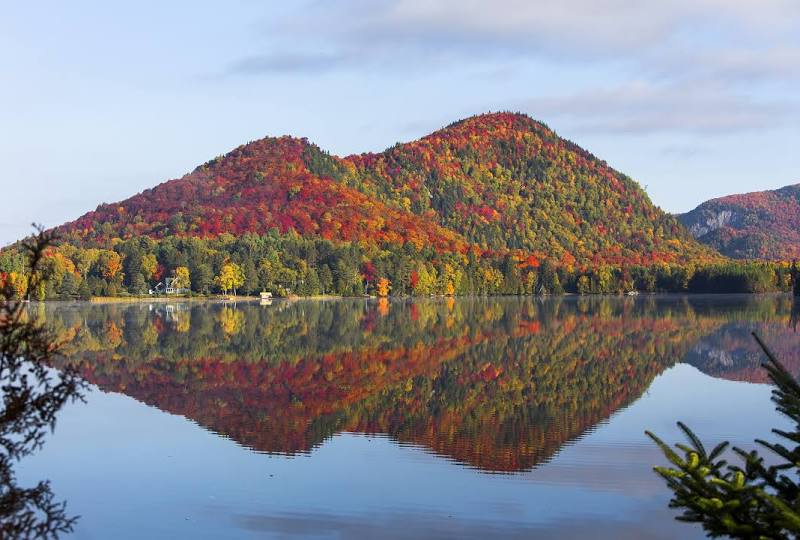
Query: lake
[{"left": 17, "top": 295, "right": 800, "bottom": 539}]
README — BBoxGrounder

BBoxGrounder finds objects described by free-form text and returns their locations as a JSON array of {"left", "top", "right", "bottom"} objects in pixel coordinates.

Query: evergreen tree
[
  {"left": 130, "top": 273, "right": 147, "bottom": 295},
  {"left": 0, "top": 228, "right": 85, "bottom": 537},
  {"left": 318, "top": 264, "right": 333, "bottom": 295},
  {"left": 59, "top": 272, "right": 80, "bottom": 299},
  {"left": 304, "top": 268, "right": 321, "bottom": 295},
  {"left": 648, "top": 333, "right": 800, "bottom": 539},
  {"left": 77, "top": 279, "right": 92, "bottom": 300},
  {"left": 241, "top": 260, "right": 259, "bottom": 295},
  {"left": 191, "top": 264, "right": 214, "bottom": 295}
]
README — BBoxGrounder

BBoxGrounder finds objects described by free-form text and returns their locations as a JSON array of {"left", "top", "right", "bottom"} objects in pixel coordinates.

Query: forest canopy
[{"left": 0, "top": 113, "right": 790, "bottom": 298}]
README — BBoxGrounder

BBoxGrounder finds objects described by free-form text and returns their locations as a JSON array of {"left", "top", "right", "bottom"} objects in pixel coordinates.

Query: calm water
[{"left": 17, "top": 295, "right": 800, "bottom": 539}]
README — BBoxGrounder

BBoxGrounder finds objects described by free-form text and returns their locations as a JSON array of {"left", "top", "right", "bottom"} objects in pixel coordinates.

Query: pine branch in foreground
[
  {"left": 0, "top": 226, "right": 86, "bottom": 539},
  {"left": 647, "top": 332, "right": 800, "bottom": 539}
]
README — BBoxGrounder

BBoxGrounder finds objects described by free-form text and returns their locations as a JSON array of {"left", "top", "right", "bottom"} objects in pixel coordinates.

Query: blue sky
[{"left": 1, "top": 0, "right": 798, "bottom": 245}]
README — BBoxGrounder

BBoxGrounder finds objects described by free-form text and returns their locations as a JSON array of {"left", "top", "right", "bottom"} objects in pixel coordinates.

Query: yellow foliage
[
  {"left": 218, "top": 307, "right": 244, "bottom": 335},
  {"left": 141, "top": 254, "right": 158, "bottom": 279},
  {"left": 173, "top": 266, "right": 191, "bottom": 290},
  {"left": 215, "top": 263, "right": 245, "bottom": 295}
]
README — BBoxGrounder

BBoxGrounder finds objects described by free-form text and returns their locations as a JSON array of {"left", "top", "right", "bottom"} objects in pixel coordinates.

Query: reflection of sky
[{"left": 18, "top": 363, "right": 786, "bottom": 539}]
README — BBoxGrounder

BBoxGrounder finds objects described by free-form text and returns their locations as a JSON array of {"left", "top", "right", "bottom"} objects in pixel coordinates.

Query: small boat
[
  {"left": 626, "top": 291, "right": 639, "bottom": 296},
  {"left": 260, "top": 291, "right": 273, "bottom": 300}
]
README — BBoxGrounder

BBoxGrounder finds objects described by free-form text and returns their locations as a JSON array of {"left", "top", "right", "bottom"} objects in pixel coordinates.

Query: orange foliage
[
  {"left": 54, "top": 112, "right": 720, "bottom": 269},
  {"left": 376, "top": 277, "right": 391, "bottom": 297}
]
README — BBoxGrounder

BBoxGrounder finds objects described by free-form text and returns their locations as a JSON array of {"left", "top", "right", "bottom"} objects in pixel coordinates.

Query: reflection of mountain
[
  {"left": 684, "top": 320, "right": 800, "bottom": 383},
  {"left": 46, "top": 296, "right": 795, "bottom": 473},
  {"left": 338, "top": 315, "right": 703, "bottom": 472}
]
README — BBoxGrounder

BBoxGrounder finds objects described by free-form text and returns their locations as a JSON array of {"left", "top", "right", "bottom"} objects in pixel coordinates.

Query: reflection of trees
[
  {"left": 338, "top": 314, "right": 713, "bottom": 472},
  {"left": 1, "top": 232, "right": 85, "bottom": 538},
  {"left": 217, "top": 306, "right": 243, "bottom": 335},
  {"left": 46, "top": 295, "right": 798, "bottom": 473}
]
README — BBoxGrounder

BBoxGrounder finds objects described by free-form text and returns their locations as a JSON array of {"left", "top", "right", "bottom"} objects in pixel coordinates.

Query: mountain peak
[
  {"left": 435, "top": 111, "right": 551, "bottom": 138},
  {"left": 195, "top": 135, "right": 313, "bottom": 174}
]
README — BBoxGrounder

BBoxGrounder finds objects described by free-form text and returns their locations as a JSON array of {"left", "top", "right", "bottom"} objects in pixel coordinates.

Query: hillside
[
  {"left": 62, "top": 136, "right": 469, "bottom": 254},
  {"left": 679, "top": 183, "right": 800, "bottom": 260},
  {"left": 14, "top": 112, "right": 785, "bottom": 299},
  {"left": 344, "top": 113, "right": 713, "bottom": 266},
  {"left": 59, "top": 112, "right": 712, "bottom": 267}
]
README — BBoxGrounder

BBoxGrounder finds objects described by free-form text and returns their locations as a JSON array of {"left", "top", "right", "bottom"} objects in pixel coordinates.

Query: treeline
[{"left": 0, "top": 231, "right": 794, "bottom": 299}]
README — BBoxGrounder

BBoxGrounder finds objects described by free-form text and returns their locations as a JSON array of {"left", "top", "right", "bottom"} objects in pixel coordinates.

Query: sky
[{"left": 1, "top": 0, "right": 799, "bottom": 245}]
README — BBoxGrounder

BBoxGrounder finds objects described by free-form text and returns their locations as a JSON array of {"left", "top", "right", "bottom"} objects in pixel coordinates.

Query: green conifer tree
[{"left": 648, "top": 333, "right": 800, "bottom": 538}]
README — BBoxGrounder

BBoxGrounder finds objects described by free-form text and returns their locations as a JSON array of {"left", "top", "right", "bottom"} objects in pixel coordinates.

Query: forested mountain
[
  {"left": 60, "top": 112, "right": 711, "bottom": 266},
  {"left": 6, "top": 112, "right": 793, "bottom": 298},
  {"left": 679, "top": 183, "right": 800, "bottom": 260}
]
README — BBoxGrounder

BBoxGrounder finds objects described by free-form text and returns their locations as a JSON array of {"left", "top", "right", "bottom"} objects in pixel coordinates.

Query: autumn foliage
[
  {"left": 680, "top": 183, "right": 800, "bottom": 260},
  {"left": 53, "top": 112, "right": 718, "bottom": 271},
  {"left": 43, "top": 296, "right": 798, "bottom": 473}
]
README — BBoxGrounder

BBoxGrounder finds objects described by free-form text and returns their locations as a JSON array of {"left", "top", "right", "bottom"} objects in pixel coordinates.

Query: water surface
[{"left": 19, "top": 295, "right": 800, "bottom": 539}]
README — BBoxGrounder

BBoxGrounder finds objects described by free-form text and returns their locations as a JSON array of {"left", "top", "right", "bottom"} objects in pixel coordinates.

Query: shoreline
[
  {"left": 86, "top": 294, "right": 348, "bottom": 304},
  {"left": 26, "top": 290, "right": 796, "bottom": 305}
]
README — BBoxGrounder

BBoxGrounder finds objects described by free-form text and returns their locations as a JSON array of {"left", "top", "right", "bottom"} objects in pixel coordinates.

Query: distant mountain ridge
[
  {"left": 57, "top": 112, "right": 715, "bottom": 268},
  {"left": 679, "top": 183, "right": 800, "bottom": 260}
]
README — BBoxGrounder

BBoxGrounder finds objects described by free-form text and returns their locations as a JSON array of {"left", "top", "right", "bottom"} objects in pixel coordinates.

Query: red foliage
[
  {"left": 680, "top": 183, "right": 800, "bottom": 260},
  {"left": 361, "top": 261, "right": 376, "bottom": 284},
  {"left": 59, "top": 137, "right": 471, "bottom": 254},
  {"left": 54, "top": 112, "right": 719, "bottom": 267},
  {"left": 409, "top": 271, "right": 419, "bottom": 290}
]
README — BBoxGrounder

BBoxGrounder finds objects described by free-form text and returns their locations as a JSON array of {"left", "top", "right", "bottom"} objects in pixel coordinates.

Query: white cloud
[
  {"left": 222, "top": 1, "right": 800, "bottom": 136},
  {"left": 524, "top": 81, "right": 794, "bottom": 134},
  {"left": 257, "top": 0, "right": 800, "bottom": 63}
]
